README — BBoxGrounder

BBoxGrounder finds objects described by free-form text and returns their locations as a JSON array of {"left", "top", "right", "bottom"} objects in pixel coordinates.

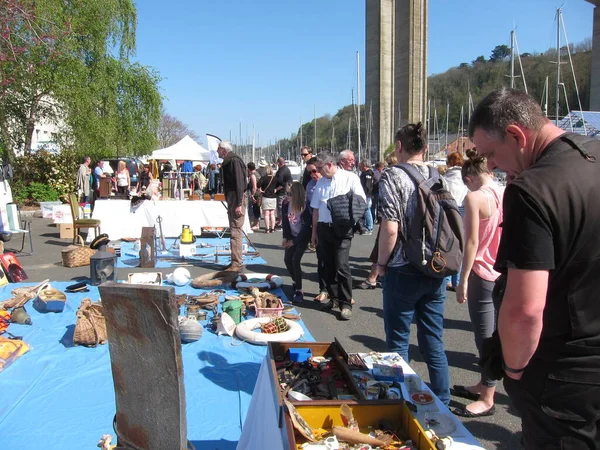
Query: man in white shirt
[{"left": 310, "top": 151, "right": 366, "bottom": 320}]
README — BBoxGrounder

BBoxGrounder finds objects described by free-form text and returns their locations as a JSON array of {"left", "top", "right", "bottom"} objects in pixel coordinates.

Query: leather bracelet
[
  {"left": 377, "top": 263, "right": 387, "bottom": 268},
  {"left": 502, "top": 362, "right": 526, "bottom": 374}
]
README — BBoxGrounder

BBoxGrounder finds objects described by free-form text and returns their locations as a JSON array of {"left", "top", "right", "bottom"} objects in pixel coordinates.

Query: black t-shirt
[
  {"left": 494, "top": 185, "right": 554, "bottom": 272},
  {"left": 258, "top": 175, "right": 277, "bottom": 198},
  {"left": 494, "top": 133, "right": 600, "bottom": 365},
  {"left": 275, "top": 165, "right": 292, "bottom": 196}
]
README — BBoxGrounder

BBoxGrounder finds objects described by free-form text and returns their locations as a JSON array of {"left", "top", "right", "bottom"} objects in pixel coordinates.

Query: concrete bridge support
[
  {"left": 588, "top": 1, "right": 600, "bottom": 110},
  {"left": 366, "top": 0, "right": 428, "bottom": 161}
]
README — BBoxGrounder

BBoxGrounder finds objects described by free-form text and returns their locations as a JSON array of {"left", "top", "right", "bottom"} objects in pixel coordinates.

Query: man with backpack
[{"left": 376, "top": 122, "right": 464, "bottom": 406}]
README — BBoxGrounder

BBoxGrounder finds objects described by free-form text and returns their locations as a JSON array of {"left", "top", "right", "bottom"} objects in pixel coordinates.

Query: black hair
[{"left": 395, "top": 122, "right": 427, "bottom": 155}]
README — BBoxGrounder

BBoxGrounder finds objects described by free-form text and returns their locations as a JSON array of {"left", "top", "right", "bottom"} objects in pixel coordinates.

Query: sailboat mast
[
  {"left": 445, "top": 102, "right": 449, "bottom": 151},
  {"left": 313, "top": 105, "right": 317, "bottom": 149},
  {"left": 300, "top": 117, "right": 303, "bottom": 148},
  {"left": 510, "top": 30, "right": 515, "bottom": 89},
  {"left": 357, "top": 51, "right": 362, "bottom": 163},
  {"left": 556, "top": 7, "right": 562, "bottom": 125}
]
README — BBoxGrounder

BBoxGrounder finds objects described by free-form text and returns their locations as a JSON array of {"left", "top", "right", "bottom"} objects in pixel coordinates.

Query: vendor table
[
  {"left": 0, "top": 282, "right": 311, "bottom": 450},
  {"left": 238, "top": 357, "right": 485, "bottom": 450},
  {"left": 91, "top": 199, "right": 251, "bottom": 240}
]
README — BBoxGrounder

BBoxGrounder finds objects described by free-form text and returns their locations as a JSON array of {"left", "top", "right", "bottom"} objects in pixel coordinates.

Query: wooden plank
[{"left": 99, "top": 282, "right": 187, "bottom": 450}]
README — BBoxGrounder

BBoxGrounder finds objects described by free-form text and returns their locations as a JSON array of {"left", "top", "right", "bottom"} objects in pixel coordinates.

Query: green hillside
[{"left": 264, "top": 41, "right": 592, "bottom": 162}]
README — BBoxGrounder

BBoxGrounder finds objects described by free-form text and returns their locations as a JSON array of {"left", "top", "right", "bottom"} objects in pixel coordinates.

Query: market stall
[
  {"left": 90, "top": 199, "right": 251, "bottom": 240},
  {"left": 0, "top": 281, "right": 311, "bottom": 449}
]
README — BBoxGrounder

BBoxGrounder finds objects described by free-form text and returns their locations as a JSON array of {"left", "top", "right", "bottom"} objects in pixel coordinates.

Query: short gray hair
[
  {"left": 469, "top": 88, "right": 547, "bottom": 139},
  {"left": 338, "top": 149, "right": 354, "bottom": 162},
  {"left": 315, "top": 151, "right": 336, "bottom": 166},
  {"left": 218, "top": 140, "right": 233, "bottom": 153}
]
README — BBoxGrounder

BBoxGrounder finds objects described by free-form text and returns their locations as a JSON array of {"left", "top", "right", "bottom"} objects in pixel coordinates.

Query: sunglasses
[
  {"left": 301, "top": 153, "right": 310, "bottom": 157},
  {"left": 309, "top": 169, "right": 318, "bottom": 174}
]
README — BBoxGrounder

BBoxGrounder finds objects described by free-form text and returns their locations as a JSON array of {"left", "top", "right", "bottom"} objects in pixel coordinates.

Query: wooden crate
[
  {"left": 283, "top": 401, "right": 436, "bottom": 450},
  {"left": 267, "top": 340, "right": 365, "bottom": 407}
]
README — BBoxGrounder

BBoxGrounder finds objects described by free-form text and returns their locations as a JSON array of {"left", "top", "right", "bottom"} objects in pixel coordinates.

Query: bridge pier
[{"left": 366, "top": 0, "right": 428, "bottom": 162}]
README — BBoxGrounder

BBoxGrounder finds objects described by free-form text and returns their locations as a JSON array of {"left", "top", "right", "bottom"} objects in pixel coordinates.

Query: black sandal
[
  {"left": 453, "top": 404, "right": 496, "bottom": 418},
  {"left": 451, "top": 385, "right": 480, "bottom": 401}
]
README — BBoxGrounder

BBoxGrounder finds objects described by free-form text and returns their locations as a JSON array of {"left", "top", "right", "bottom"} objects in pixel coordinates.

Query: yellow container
[{"left": 285, "top": 402, "right": 436, "bottom": 450}]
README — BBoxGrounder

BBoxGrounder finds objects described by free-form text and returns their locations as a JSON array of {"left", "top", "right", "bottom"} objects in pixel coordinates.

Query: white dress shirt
[{"left": 310, "top": 168, "right": 366, "bottom": 223}]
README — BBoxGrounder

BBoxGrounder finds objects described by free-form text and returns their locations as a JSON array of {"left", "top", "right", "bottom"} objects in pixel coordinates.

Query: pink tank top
[{"left": 472, "top": 183, "right": 503, "bottom": 282}]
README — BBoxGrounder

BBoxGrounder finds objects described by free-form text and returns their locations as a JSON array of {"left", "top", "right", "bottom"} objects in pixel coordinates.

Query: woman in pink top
[{"left": 452, "top": 149, "right": 503, "bottom": 418}]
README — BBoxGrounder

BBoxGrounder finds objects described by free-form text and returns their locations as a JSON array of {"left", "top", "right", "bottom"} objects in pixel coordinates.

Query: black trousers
[
  {"left": 284, "top": 237, "right": 308, "bottom": 291},
  {"left": 317, "top": 223, "right": 353, "bottom": 308},
  {"left": 504, "top": 358, "right": 600, "bottom": 449}
]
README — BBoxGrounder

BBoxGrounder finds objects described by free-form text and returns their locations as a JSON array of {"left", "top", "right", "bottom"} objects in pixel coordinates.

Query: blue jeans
[
  {"left": 383, "top": 264, "right": 450, "bottom": 405},
  {"left": 363, "top": 196, "right": 373, "bottom": 232}
]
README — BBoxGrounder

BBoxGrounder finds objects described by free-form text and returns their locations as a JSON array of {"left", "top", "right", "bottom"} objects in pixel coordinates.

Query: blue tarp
[
  {"left": 116, "top": 237, "right": 266, "bottom": 268},
  {"left": 0, "top": 281, "right": 313, "bottom": 449}
]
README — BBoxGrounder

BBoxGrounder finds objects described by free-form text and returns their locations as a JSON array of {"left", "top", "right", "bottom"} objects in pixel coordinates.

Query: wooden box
[
  {"left": 59, "top": 223, "right": 74, "bottom": 239},
  {"left": 283, "top": 401, "right": 436, "bottom": 450},
  {"left": 267, "top": 340, "right": 365, "bottom": 406},
  {"left": 99, "top": 177, "right": 112, "bottom": 198}
]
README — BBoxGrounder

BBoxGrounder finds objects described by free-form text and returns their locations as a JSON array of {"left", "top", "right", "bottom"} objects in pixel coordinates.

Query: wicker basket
[
  {"left": 61, "top": 235, "right": 96, "bottom": 268},
  {"left": 73, "top": 299, "right": 107, "bottom": 347}
]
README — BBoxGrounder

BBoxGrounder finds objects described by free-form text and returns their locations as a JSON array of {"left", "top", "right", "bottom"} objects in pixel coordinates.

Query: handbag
[
  {"left": 61, "top": 235, "right": 96, "bottom": 268},
  {"left": 255, "top": 175, "right": 274, "bottom": 204},
  {"left": 73, "top": 299, "right": 107, "bottom": 347}
]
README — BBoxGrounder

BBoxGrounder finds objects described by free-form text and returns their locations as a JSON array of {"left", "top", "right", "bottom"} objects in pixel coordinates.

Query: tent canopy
[{"left": 150, "top": 136, "right": 211, "bottom": 162}]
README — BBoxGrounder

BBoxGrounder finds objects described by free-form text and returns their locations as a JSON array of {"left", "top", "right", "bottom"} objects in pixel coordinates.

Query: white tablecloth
[
  {"left": 237, "top": 357, "right": 484, "bottom": 450},
  {"left": 91, "top": 199, "right": 251, "bottom": 240}
]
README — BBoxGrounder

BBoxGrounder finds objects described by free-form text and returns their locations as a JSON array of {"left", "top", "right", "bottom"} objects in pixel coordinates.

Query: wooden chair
[
  {"left": 68, "top": 194, "right": 101, "bottom": 244},
  {"left": 214, "top": 193, "right": 225, "bottom": 201}
]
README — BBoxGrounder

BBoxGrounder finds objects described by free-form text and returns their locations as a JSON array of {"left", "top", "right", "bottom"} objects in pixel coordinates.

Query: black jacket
[
  {"left": 360, "top": 169, "right": 374, "bottom": 196},
  {"left": 327, "top": 191, "right": 367, "bottom": 238},
  {"left": 221, "top": 152, "right": 247, "bottom": 207},
  {"left": 275, "top": 165, "right": 292, "bottom": 196}
]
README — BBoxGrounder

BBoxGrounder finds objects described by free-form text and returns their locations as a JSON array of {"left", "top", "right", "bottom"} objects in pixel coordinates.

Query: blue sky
[{"left": 134, "top": 0, "right": 594, "bottom": 148}]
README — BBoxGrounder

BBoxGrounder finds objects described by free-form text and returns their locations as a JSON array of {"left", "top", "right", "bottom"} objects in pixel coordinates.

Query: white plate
[{"left": 416, "top": 412, "right": 457, "bottom": 436}]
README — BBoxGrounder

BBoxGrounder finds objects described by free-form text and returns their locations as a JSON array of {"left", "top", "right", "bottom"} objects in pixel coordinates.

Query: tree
[
  {"left": 472, "top": 55, "right": 486, "bottom": 66},
  {"left": 459, "top": 62, "right": 469, "bottom": 69},
  {"left": 158, "top": 112, "right": 200, "bottom": 148},
  {"left": 0, "top": 0, "right": 162, "bottom": 161},
  {"left": 490, "top": 44, "right": 510, "bottom": 62}
]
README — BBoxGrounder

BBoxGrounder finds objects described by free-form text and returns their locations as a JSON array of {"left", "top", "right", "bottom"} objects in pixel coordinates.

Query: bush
[{"left": 11, "top": 181, "right": 61, "bottom": 206}]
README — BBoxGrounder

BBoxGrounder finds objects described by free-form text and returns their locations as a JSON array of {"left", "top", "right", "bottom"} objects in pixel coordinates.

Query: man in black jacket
[
  {"left": 274, "top": 157, "right": 292, "bottom": 229},
  {"left": 217, "top": 140, "right": 247, "bottom": 272},
  {"left": 358, "top": 160, "right": 375, "bottom": 235},
  {"left": 300, "top": 146, "right": 314, "bottom": 188}
]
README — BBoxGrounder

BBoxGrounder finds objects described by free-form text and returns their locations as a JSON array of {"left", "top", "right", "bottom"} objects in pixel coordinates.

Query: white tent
[{"left": 150, "top": 136, "right": 211, "bottom": 162}]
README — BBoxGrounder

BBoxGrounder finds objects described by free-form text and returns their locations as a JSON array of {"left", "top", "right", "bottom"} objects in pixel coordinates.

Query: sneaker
[
  {"left": 293, "top": 290, "right": 304, "bottom": 304},
  {"left": 340, "top": 307, "right": 352, "bottom": 320},
  {"left": 307, "top": 243, "right": 316, "bottom": 252},
  {"left": 363, "top": 231, "right": 373, "bottom": 236}
]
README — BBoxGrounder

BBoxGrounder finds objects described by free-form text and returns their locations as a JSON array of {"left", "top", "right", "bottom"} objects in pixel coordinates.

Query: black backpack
[{"left": 396, "top": 164, "right": 464, "bottom": 278}]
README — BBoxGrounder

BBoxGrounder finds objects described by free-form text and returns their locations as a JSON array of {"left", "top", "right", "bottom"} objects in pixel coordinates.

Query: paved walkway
[{"left": 15, "top": 214, "right": 523, "bottom": 449}]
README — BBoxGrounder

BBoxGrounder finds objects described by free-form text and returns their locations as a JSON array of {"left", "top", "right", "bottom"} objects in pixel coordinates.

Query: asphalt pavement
[{"left": 16, "top": 213, "right": 523, "bottom": 450}]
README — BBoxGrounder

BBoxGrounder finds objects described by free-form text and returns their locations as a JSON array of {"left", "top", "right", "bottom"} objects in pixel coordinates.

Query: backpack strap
[{"left": 396, "top": 163, "right": 437, "bottom": 186}]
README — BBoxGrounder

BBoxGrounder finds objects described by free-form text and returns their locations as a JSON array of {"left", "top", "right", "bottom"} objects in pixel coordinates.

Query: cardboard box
[
  {"left": 283, "top": 402, "right": 436, "bottom": 449},
  {"left": 268, "top": 340, "right": 365, "bottom": 406},
  {"left": 59, "top": 223, "right": 74, "bottom": 239}
]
